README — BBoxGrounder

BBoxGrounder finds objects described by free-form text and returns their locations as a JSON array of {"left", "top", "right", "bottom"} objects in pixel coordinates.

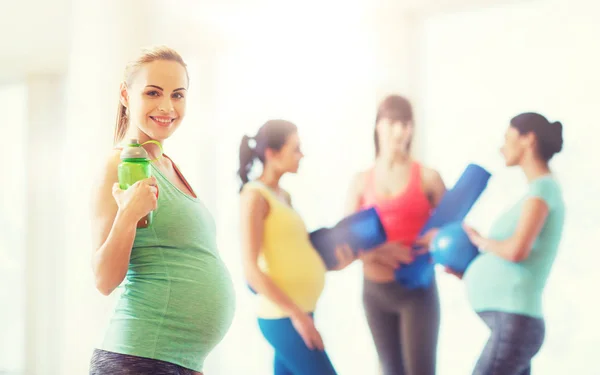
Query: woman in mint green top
[
  {"left": 89, "top": 46, "right": 235, "bottom": 375},
  {"left": 458, "top": 112, "right": 565, "bottom": 375}
]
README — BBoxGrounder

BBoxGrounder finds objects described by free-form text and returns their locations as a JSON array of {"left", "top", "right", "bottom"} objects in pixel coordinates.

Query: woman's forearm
[
  {"left": 479, "top": 237, "right": 525, "bottom": 262},
  {"left": 92, "top": 209, "right": 138, "bottom": 295}
]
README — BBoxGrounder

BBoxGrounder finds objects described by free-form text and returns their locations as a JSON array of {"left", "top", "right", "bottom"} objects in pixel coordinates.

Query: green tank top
[{"left": 101, "top": 163, "right": 236, "bottom": 372}]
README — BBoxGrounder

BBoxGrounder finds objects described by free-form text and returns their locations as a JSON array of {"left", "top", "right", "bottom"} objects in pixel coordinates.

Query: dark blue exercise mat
[
  {"left": 310, "top": 207, "right": 387, "bottom": 270},
  {"left": 394, "top": 163, "right": 492, "bottom": 289}
]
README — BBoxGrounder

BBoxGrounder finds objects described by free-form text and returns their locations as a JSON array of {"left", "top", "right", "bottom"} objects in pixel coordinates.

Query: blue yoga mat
[
  {"left": 394, "top": 163, "right": 492, "bottom": 289},
  {"left": 249, "top": 207, "right": 386, "bottom": 293},
  {"left": 310, "top": 207, "right": 387, "bottom": 270}
]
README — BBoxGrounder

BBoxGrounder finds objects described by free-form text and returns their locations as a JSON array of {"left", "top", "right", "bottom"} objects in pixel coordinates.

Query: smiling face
[{"left": 120, "top": 59, "right": 188, "bottom": 142}]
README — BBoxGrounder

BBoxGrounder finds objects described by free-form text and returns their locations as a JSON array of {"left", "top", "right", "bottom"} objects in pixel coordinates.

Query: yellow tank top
[{"left": 244, "top": 181, "right": 327, "bottom": 318}]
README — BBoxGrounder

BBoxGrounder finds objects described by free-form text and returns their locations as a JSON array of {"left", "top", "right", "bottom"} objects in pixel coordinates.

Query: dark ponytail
[
  {"left": 237, "top": 119, "right": 298, "bottom": 191},
  {"left": 238, "top": 135, "right": 256, "bottom": 188},
  {"left": 510, "top": 112, "right": 564, "bottom": 162}
]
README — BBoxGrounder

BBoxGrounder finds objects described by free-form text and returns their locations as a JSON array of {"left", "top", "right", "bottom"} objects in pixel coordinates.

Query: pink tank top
[{"left": 360, "top": 162, "right": 432, "bottom": 245}]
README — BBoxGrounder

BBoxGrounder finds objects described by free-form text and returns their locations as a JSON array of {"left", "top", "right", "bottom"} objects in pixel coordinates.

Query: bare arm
[
  {"left": 344, "top": 171, "right": 368, "bottom": 215},
  {"left": 465, "top": 198, "right": 549, "bottom": 262},
  {"left": 240, "top": 188, "right": 303, "bottom": 317},
  {"left": 413, "top": 167, "right": 448, "bottom": 250},
  {"left": 422, "top": 167, "right": 447, "bottom": 209},
  {"left": 90, "top": 151, "right": 148, "bottom": 296}
]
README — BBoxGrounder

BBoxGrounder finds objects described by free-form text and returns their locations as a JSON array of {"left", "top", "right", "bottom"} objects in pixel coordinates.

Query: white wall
[
  {"left": 0, "top": 0, "right": 70, "bottom": 82},
  {"left": 0, "top": 83, "right": 28, "bottom": 375},
  {"left": 419, "top": 0, "right": 600, "bottom": 373},
  {"left": 24, "top": 75, "right": 68, "bottom": 375}
]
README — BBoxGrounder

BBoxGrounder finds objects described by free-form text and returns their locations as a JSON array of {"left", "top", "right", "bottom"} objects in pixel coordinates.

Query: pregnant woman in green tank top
[{"left": 89, "top": 46, "right": 236, "bottom": 375}]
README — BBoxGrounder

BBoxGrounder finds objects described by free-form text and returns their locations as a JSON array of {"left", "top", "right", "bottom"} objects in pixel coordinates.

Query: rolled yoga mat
[
  {"left": 248, "top": 207, "right": 387, "bottom": 293},
  {"left": 310, "top": 207, "right": 387, "bottom": 270},
  {"left": 394, "top": 163, "right": 492, "bottom": 289}
]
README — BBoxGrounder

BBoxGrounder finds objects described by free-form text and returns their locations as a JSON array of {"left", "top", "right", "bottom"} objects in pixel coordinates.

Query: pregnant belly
[
  {"left": 109, "top": 258, "right": 236, "bottom": 353},
  {"left": 463, "top": 254, "right": 536, "bottom": 308}
]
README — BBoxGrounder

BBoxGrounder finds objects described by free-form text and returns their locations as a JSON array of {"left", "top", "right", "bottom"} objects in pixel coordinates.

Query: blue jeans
[
  {"left": 258, "top": 314, "right": 337, "bottom": 375},
  {"left": 473, "top": 311, "right": 545, "bottom": 375}
]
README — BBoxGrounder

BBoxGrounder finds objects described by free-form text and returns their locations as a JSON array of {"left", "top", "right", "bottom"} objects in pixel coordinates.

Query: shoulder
[
  {"left": 419, "top": 164, "right": 445, "bottom": 188},
  {"left": 240, "top": 182, "right": 269, "bottom": 204},
  {"left": 90, "top": 149, "right": 121, "bottom": 212},
  {"left": 527, "top": 176, "right": 563, "bottom": 210},
  {"left": 349, "top": 169, "right": 371, "bottom": 195},
  {"left": 418, "top": 163, "right": 446, "bottom": 206},
  {"left": 240, "top": 183, "right": 270, "bottom": 217},
  {"left": 95, "top": 149, "right": 122, "bottom": 185},
  {"left": 530, "top": 175, "right": 561, "bottom": 191}
]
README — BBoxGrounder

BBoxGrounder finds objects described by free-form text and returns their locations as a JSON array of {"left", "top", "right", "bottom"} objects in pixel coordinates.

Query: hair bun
[
  {"left": 548, "top": 120, "right": 563, "bottom": 155},
  {"left": 510, "top": 112, "right": 564, "bottom": 161}
]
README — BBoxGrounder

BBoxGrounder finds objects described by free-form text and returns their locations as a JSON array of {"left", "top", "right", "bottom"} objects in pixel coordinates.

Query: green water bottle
[{"left": 118, "top": 138, "right": 153, "bottom": 228}]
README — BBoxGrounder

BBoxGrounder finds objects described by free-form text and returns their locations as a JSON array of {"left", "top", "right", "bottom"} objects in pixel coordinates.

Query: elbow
[
  {"left": 97, "top": 285, "right": 114, "bottom": 296},
  {"left": 243, "top": 263, "right": 262, "bottom": 287},
  {"left": 507, "top": 245, "right": 530, "bottom": 263},
  {"left": 498, "top": 236, "right": 531, "bottom": 263},
  {"left": 94, "top": 277, "right": 116, "bottom": 296},
  {"left": 92, "top": 262, "right": 123, "bottom": 296},
  {"left": 91, "top": 253, "right": 125, "bottom": 296},
  {"left": 94, "top": 272, "right": 126, "bottom": 295}
]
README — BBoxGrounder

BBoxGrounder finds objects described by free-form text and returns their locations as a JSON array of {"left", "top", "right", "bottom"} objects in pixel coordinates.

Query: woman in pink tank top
[{"left": 345, "top": 95, "right": 446, "bottom": 375}]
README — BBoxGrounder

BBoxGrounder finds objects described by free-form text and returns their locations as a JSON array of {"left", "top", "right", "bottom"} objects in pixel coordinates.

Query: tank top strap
[
  {"left": 243, "top": 180, "right": 270, "bottom": 197},
  {"left": 360, "top": 161, "right": 428, "bottom": 207},
  {"left": 363, "top": 162, "right": 422, "bottom": 194},
  {"left": 164, "top": 155, "right": 197, "bottom": 198},
  {"left": 243, "top": 181, "right": 284, "bottom": 208},
  {"left": 407, "top": 161, "right": 423, "bottom": 191},
  {"left": 361, "top": 167, "right": 377, "bottom": 203}
]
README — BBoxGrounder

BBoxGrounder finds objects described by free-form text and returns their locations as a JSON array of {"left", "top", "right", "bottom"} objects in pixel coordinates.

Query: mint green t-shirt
[
  {"left": 101, "top": 164, "right": 236, "bottom": 372},
  {"left": 463, "top": 175, "right": 565, "bottom": 318}
]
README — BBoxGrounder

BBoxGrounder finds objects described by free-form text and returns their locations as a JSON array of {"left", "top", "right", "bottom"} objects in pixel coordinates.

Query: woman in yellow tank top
[{"left": 238, "top": 120, "right": 355, "bottom": 375}]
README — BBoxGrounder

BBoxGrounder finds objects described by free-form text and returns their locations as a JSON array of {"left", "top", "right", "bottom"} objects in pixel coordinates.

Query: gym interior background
[{"left": 1, "top": 0, "right": 597, "bottom": 374}]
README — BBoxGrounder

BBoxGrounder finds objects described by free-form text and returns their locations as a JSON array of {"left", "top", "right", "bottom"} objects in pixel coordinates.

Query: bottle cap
[{"left": 120, "top": 138, "right": 149, "bottom": 160}]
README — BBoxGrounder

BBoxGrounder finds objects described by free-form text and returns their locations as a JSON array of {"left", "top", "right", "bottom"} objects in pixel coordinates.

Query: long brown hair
[{"left": 114, "top": 45, "right": 189, "bottom": 145}]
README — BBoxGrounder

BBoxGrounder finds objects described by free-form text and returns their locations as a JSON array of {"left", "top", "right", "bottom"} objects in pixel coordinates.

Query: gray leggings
[
  {"left": 473, "top": 311, "right": 545, "bottom": 375},
  {"left": 89, "top": 349, "right": 197, "bottom": 375},
  {"left": 363, "top": 278, "right": 440, "bottom": 375}
]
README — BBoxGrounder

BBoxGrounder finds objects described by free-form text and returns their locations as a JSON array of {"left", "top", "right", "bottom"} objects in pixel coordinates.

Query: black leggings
[
  {"left": 363, "top": 278, "right": 440, "bottom": 375},
  {"left": 473, "top": 311, "right": 545, "bottom": 375},
  {"left": 89, "top": 349, "right": 197, "bottom": 375}
]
